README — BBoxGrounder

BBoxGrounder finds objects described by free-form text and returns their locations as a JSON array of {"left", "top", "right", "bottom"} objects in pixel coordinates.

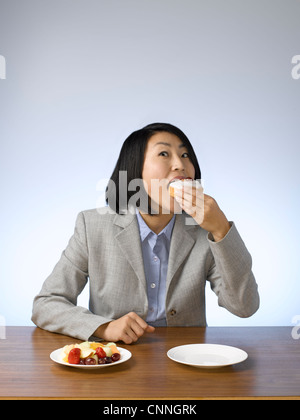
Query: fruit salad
[{"left": 62, "top": 341, "right": 121, "bottom": 365}]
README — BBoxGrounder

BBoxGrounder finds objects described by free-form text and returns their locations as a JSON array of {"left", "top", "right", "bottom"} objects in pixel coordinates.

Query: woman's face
[{"left": 142, "top": 132, "right": 196, "bottom": 214}]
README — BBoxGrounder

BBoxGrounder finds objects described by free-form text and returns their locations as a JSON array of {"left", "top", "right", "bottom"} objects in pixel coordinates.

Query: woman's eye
[{"left": 158, "top": 151, "right": 189, "bottom": 158}]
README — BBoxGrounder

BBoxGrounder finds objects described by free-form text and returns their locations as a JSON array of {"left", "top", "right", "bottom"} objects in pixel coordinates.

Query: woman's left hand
[{"left": 174, "top": 186, "right": 231, "bottom": 242}]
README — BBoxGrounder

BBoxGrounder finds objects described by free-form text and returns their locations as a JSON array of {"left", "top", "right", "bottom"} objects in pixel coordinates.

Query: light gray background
[{"left": 0, "top": 0, "right": 299, "bottom": 327}]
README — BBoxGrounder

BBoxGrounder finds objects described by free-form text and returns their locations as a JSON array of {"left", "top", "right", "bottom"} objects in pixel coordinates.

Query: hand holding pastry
[{"left": 170, "top": 178, "right": 230, "bottom": 242}]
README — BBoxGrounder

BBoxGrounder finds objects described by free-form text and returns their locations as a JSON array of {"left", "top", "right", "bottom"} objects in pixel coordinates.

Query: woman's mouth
[
  {"left": 168, "top": 177, "right": 194, "bottom": 198},
  {"left": 168, "top": 176, "right": 193, "bottom": 187}
]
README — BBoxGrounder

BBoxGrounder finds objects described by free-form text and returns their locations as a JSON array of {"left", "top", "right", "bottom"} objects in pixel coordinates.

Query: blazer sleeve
[
  {"left": 31, "top": 212, "right": 113, "bottom": 340},
  {"left": 206, "top": 222, "right": 259, "bottom": 318}
]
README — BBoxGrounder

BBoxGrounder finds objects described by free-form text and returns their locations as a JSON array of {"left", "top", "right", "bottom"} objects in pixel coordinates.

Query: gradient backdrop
[{"left": 0, "top": 0, "right": 299, "bottom": 328}]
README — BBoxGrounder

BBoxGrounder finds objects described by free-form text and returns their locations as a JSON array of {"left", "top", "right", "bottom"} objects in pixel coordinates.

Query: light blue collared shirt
[{"left": 136, "top": 211, "right": 176, "bottom": 327}]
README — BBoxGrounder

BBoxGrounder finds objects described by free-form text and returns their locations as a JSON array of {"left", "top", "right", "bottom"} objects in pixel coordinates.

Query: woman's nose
[{"left": 171, "top": 155, "right": 185, "bottom": 171}]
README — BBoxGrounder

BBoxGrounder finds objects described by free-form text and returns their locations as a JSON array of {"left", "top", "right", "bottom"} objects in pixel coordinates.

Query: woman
[{"left": 32, "top": 122, "right": 259, "bottom": 343}]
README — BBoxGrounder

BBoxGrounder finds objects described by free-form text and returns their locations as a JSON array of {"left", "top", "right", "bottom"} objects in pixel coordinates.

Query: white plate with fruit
[{"left": 50, "top": 341, "right": 132, "bottom": 369}]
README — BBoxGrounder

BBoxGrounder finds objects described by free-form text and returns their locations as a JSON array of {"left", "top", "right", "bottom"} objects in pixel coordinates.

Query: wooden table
[{"left": 0, "top": 326, "right": 299, "bottom": 400}]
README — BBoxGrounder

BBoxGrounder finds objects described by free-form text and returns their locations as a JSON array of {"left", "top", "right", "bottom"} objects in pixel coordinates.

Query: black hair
[{"left": 105, "top": 122, "right": 201, "bottom": 214}]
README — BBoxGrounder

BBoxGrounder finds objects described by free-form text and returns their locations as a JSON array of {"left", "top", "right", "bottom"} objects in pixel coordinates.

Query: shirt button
[
  {"left": 150, "top": 283, "right": 156, "bottom": 289},
  {"left": 153, "top": 256, "right": 158, "bottom": 262},
  {"left": 170, "top": 309, "right": 177, "bottom": 316}
]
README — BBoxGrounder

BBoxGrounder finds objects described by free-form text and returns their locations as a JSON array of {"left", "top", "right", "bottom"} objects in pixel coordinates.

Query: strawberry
[
  {"left": 68, "top": 347, "right": 81, "bottom": 364},
  {"left": 95, "top": 346, "right": 106, "bottom": 359}
]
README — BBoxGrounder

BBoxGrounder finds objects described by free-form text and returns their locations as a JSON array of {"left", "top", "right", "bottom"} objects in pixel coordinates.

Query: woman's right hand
[{"left": 93, "top": 312, "right": 155, "bottom": 344}]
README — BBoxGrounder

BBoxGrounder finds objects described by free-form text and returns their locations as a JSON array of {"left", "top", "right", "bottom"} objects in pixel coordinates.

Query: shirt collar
[{"left": 136, "top": 210, "right": 175, "bottom": 242}]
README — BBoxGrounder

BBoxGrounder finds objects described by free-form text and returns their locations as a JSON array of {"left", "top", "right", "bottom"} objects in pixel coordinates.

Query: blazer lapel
[
  {"left": 166, "top": 213, "right": 196, "bottom": 289},
  {"left": 113, "top": 211, "right": 196, "bottom": 294},
  {"left": 113, "top": 212, "right": 147, "bottom": 292}
]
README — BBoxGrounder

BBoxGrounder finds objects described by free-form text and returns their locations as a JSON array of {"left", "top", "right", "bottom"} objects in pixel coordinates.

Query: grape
[
  {"left": 84, "top": 357, "right": 97, "bottom": 365},
  {"left": 111, "top": 353, "right": 120, "bottom": 362},
  {"left": 98, "top": 358, "right": 106, "bottom": 365},
  {"left": 104, "top": 357, "right": 112, "bottom": 364}
]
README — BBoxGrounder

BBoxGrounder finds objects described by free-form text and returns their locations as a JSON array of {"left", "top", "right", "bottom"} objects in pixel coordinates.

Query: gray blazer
[{"left": 31, "top": 208, "right": 259, "bottom": 340}]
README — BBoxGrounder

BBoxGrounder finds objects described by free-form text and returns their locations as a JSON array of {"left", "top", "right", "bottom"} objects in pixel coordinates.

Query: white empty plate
[{"left": 167, "top": 344, "right": 248, "bottom": 368}]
